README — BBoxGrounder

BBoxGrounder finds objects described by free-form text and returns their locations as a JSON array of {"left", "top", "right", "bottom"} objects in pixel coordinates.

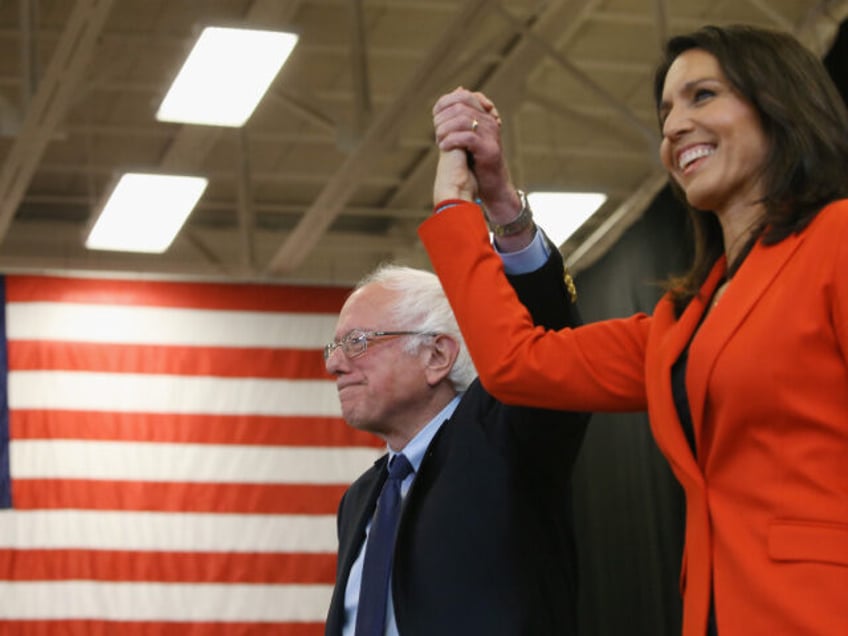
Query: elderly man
[
  {"left": 324, "top": 89, "right": 588, "bottom": 636},
  {"left": 324, "top": 192, "right": 588, "bottom": 634}
]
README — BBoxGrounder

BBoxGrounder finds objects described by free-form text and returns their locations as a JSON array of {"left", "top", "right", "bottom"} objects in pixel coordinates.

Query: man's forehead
[
  {"left": 350, "top": 282, "right": 396, "bottom": 307},
  {"left": 336, "top": 283, "right": 392, "bottom": 330}
]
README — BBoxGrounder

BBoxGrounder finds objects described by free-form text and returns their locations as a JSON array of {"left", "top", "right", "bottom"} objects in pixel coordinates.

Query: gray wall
[{"left": 571, "top": 187, "right": 689, "bottom": 636}]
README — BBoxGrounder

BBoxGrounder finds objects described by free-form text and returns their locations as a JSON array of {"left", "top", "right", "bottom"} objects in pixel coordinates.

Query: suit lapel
[
  {"left": 646, "top": 267, "right": 723, "bottom": 488},
  {"left": 336, "top": 456, "right": 388, "bottom": 584},
  {"left": 686, "top": 232, "right": 805, "bottom": 448}
]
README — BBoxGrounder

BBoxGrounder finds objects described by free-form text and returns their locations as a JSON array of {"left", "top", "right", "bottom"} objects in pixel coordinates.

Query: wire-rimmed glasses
[{"left": 323, "top": 329, "right": 437, "bottom": 360}]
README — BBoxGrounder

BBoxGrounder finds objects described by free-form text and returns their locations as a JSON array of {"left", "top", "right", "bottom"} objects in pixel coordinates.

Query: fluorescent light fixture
[
  {"left": 86, "top": 173, "right": 208, "bottom": 253},
  {"left": 156, "top": 27, "right": 298, "bottom": 127},
  {"left": 527, "top": 191, "right": 607, "bottom": 245}
]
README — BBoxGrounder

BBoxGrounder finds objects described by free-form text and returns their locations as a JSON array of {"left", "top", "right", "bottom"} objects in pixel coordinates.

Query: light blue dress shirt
[
  {"left": 342, "top": 394, "right": 462, "bottom": 636},
  {"left": 496, "top": 227, "right": 550, "bottom": 273},
  {"left": 433, "top": 200, "right": 551, "bottom": 275}
]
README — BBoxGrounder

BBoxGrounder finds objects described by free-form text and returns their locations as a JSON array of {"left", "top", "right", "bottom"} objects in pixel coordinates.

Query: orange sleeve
[{"left": 419, "top": 201, "right": 650, "bottom": 412}]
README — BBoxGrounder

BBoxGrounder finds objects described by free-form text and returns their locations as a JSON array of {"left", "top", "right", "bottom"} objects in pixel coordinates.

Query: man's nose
[{"left": 324, "top": 345, "right": 346, "bottom": 373}]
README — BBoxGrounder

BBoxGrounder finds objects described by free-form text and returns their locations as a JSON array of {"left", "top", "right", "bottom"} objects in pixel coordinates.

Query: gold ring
[{"left": 471, "top": 119, "right": 479, "bottom": 132}]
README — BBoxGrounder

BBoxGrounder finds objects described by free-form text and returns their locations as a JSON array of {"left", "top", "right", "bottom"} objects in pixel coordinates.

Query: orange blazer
[{"left": 419, "top": 199, "right": 848, "bottom": 636}]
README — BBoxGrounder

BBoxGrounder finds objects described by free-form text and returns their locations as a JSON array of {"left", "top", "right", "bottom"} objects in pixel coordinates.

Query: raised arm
[
  {"left": 432, "top": 88, "right": 534, "bottom": 253},
  {"left": 424, "top": 89, "right": 650, "bottom": 412}
]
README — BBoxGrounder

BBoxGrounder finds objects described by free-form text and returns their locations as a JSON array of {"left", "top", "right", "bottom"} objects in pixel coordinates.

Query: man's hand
[{"left": 432, "top": 88, "right": 520, "bottom": 223}]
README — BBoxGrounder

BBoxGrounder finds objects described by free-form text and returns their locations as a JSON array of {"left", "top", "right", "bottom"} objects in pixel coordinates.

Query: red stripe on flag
[
  {"left": 1, "top": 274, "right": 358, "bottom": 631},
  {"left": 0, "top": 622, "right": 324, "bottom": 636},
  {"left": 11, "top": 410, "right": 383, "bottom": 447},
  {"left": 0, "top": 549, "right": 335, "bottom": 583},
  {"left": 5, "top": 275, "right": 350, "bottom": 313},
  {"left": 12, "top": 480, "right": 348, "bottom": 514},
  {"left": 8, "top": 341, "right": 331, "bottom": 379}
]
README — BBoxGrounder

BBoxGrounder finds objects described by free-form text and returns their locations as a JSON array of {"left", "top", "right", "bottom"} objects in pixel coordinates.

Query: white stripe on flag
[
  {"left": 0, "top": 511, "right": 338, "bottom": 552},
  {"left": 0, "top": 581, "right": 333, "bottom": 621},
  {"left": 11, "top": 440, "right": 382, "bottom": 483},
  {"left": 6, "top": 302, "right": 338, "bottom": 348},
  {"left": 9, "top": 371, "right": 342, "bottom": 416}
]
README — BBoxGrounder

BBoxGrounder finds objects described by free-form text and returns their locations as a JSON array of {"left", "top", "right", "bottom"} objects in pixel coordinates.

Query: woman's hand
[
  {"left": 432, "top": 88, "right": 519, "bottom": 222},
  {"left": 433, "top": 147, "right": 477, "bottom": 205}
]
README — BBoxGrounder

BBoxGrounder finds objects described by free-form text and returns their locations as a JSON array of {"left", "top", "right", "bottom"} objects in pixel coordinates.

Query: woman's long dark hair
[{"left": 653, "top": 25, "right": 848, "bottom": 315}]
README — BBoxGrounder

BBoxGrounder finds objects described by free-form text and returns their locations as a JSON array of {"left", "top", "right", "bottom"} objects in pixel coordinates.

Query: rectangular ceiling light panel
[
  {"left": 528, "top": 192, "right": 607, "bottom": 246},
  {"left": 86, "top": 173, "right": 208, "bottom": 253},
  {"left": 156, "top": 27, "right": 299, "bottom": 127}
]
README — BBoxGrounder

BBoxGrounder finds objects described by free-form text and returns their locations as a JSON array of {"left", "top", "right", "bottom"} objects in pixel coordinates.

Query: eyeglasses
[{"left": 323, "top": 329, "right": 437, "bottom": 361}]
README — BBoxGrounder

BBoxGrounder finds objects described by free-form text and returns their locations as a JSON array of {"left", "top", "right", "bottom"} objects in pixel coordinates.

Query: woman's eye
[{"left": 693, "top": 88, "right": 715, "bottom": 102}]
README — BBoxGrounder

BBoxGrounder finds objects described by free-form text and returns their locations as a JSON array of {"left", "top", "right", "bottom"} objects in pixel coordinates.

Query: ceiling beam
[
  {"left": 565, "top": 170, "right": 668, "bottom": 274},
  {"left": 653, "top": 0, "right": 670, "bottom": 53},
  {"left": 493, "top": 3, "right": 659, "bottom": 147},
  {"left": 19, "top": 0, "right": 39, "bottom": 112},
  {"left": 383, "top": 0, "right": 608, "bottom": 210},
  {"left": 158, "top": 0, "right": 304, "bottom": 171},
  {"left": 349, "top": 0, "right": 373, "bottom": 137},
  {"left": 154, "top": 0, "right": 307, "bottom": 273},
  {"left": 0, "top": 0, "right": 114, "bottom": 240},
  {"left": 796, "top": 0, "right": 848, "bottom": 55},
  {"left": 236, "top": 129, "right": 257, "bottom": 274},
  {"left": 0, "top": 218, "right": 415, "bottom": 284},
  {"left": 265, "top": 0, "right": 494, "bottom": 274},
  {"left": 743, "top": 0, "right": 794, "bottom": 32}
]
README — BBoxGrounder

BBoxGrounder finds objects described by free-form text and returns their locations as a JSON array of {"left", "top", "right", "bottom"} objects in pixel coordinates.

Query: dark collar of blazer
[{"left": 332, "top": 452, "right": 389, "bottom": 594}]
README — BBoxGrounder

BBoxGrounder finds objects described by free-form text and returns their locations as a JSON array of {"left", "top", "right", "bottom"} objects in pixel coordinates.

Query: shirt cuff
[{"left": 495, "top": 228, "right": 550, "bottom": 275}]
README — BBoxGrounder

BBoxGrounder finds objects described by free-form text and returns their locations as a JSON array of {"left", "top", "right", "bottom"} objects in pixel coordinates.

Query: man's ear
[{"left": 423, "top": 334, "right": 460, "bottom": 387}]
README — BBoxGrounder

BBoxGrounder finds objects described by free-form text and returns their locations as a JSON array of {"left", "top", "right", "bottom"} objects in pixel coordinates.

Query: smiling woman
[
  {"left": 658, "top": 48, "right": 771, "bottom": 274},
  {"left": 654, "top": 25, "right": 848, "bottom": 314},
  {"left": 424, "top": 23, "right": 848, "bottom": 636}
]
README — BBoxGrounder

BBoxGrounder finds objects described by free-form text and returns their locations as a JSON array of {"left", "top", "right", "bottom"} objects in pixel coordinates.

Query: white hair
[{"left": 356, "top": 264, "right": 477, "bottom": 391}]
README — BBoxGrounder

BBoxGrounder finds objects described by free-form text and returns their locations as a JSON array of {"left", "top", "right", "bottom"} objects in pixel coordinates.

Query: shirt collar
[{"left": 387, "top": 393, "right": 462, "bottom": 473}]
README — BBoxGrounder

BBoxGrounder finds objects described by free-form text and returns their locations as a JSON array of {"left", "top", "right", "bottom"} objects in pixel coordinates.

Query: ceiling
[{"left": 0, "top": 0, "right": 846, "bottom": 286}]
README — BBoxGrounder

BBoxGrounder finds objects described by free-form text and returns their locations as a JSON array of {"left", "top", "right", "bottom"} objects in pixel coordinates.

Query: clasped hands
[{"left": 432, "top": 88, "right": 522, "bottom": 228}]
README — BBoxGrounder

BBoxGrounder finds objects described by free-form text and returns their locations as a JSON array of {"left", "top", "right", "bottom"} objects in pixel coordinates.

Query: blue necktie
[{"left": 354, "top": 453, "right": 414, "bottom": 636}]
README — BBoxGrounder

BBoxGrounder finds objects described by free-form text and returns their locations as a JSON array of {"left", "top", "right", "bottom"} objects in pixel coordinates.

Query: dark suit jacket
[{"left": 324, "top": 243, "right": 589, "bottom": 636}]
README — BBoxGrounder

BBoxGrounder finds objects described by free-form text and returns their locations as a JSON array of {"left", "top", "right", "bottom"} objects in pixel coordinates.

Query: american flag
[{"left": 0, "top": 273, "right": 382, "bottom": 634}]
